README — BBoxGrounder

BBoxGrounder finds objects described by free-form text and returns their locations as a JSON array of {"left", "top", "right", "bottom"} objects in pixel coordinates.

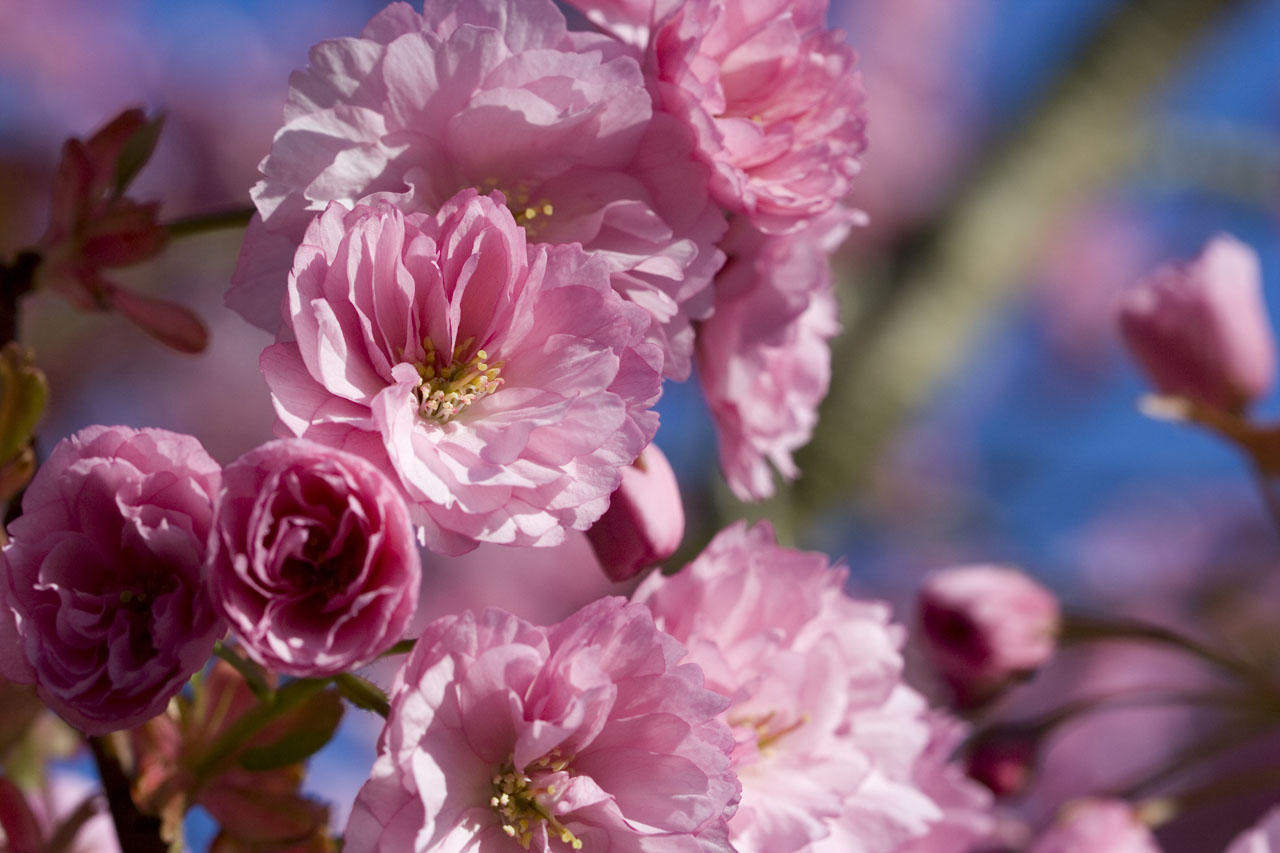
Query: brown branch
[
  {"left": 88, "top": 735, "right": 168, "bottom": 853},
  {"left": 0, "top": 251, "right": 39, "bottom": 348}
]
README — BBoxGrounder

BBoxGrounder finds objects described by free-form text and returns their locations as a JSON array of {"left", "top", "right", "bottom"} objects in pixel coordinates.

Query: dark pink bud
[
  {"left": 586, "top": 444, "right": 684, "bottom": 581},
  {"left": 965, "top": 725, "right": 1040, "bottom": 797},
  {"left": 918, "top": 564, "right": 1060, "bottom": 707},
  {"left": 1119, "top": 234, "right": 1275, "bottom": 413}
]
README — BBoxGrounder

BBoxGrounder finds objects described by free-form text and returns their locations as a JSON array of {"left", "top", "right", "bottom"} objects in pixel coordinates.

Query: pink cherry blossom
[
  {"left": 260, "top": 191, "right": 662, "bottom": 555},
  {"left": 232, "top": 0, "right": 724, "bottom": 380},
  {"left": 1119, "top": 233, "right": 1276, "bottom": 413},
  {"left": 586, "top": 443, "right": 684, "bottom": 581},
  {"left": 633, "top": 521, "right": 943, "bottom": 853},
  {"left": 1226, "top": 805, "right": 1280, "bottom": 853},
  {"left": 569, "top": 0, "right": 868, "bottom": 233},
  {"left": 917, "top": 564, "right": 1060, "bottom": 708},
  {"left": 0, "top": 425, "right": 223, "bottom": 734},
  {"left": 891, "top": 714, "right": 995, "bottom": 853},
  {"left": 208, "top": 438, "right": 421, "bottom": 677},
  {"left": 696, "top": 211, "right": 853, "bottom": 501},
  {"left": 344, "top": 597, "right": 740, "bottom": 851},
  {"left": 1028, "top": 799, "right": 1160, "bottom": 853}
]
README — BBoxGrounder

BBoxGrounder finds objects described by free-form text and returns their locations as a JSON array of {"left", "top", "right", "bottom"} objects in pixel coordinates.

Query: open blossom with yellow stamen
[
  {"left": 635, "top": 522, "right": 948, "bottom": 853},
  {"left": 233, "top": 0, "right": 726, "bottom": 380},
  {"left": 344, "top": 598, "right": 741, "bottom": 852},
  {"left": 261, "top": 189, "right": 662, "bottom": 555}
]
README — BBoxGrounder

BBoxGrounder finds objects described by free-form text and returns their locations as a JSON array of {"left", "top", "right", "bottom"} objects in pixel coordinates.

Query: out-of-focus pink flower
[
  {"left": 0, "top": 773, "right": 119, "bottom": 853},
  {"left": 1119, "top": 234, "right": 1275, "bottom": 413},
  {"left": 917, "top": 564, "right": 1060, "bottom": 708},
  {"left": 634, "top": 521, "right": 942, "bottom": 853},
  {"left": 570, "top": 0, "right": 868, "bottom": 234},
  {"left": 34, "top": 108, "right": 208, "bottom": 353},
  {"left": 1226, "top": 805, "right": 1280, "bottom": 852},
  {"left": 1032, "top": 202, "right": 1155, "bottom": 372},
  {"left": 586, "top": 443, "right": 684, "bottom": 581},
  {"left": 344, "top": 597, "right": 740, "bottom": 851},
  {"left": 0, "top": 425, "right": 223, "bottom": 734},
  {"left": 1029, "top": 799, "right": 1160, "bottom": 853},
  {"left": 696, "top": 211, "right": 852, "bottom": 501},
  {"left": 233, "top": 0, "right": 723, "bottom": 380},
  {"left": 833, "top": 0, "right": 989, "bottom": 244},
  {"left": 261, "top": 192, "right": 662, "bottom": 555},
  {"left": 208, "top": 438, "right": 420, "bottom": 677},
  {"left": 892, "top": 714, "right": 996, "bottom": 853}
]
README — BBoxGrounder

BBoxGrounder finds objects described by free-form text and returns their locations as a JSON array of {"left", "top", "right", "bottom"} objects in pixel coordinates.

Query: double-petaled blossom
[
  {"left": 344, "top": 597, "right": 740, "bottom": 851},
  {"left": 207, "top": 438, "right": 421, "bottom": 677},
  {"left": 696, "top": 211, "right": 853, "bottom": 501},
  {"left": 917, "top": 564, "right": 1060, "bottom": 708},
  {"left": 232, "top": 0, "right": 724, "bottom": 379},
  {"left": 892, "top": 714, "right": 995, "bottom": 853},
  {"left": 634, "top": 521, "right": 943, "bottom": 853},
  {"left": 1119, "top": 233, "right": 1275, "bottom": 414},
  {"left": 586, "top": 443, "right": 684, "bottom": 581},
  {"left": 567, "top": 0, "right": 868, "bottom": 234},
  {"left": 260, "top": 191, "right": 662, "bottom": 555},
  {"left": 0, "top": 426, "right": 223, "bottom": 734}
]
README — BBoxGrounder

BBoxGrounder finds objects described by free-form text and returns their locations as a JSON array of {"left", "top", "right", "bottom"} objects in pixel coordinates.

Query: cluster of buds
[{"left": 33, "top": 109, "right": 207, "bottom": 353}]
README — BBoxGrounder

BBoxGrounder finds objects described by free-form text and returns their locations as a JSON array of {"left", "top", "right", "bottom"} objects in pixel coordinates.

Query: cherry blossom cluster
[
  {"left": 0, "top": 0, "right": 982, "bottom": 850},
  {"left": 10, "top": 0, "right": 1280, "bottom": 851}
]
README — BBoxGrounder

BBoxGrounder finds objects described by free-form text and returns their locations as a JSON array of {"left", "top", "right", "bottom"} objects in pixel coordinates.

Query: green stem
[
  {"left": 381, "top": 639, "right": 416, "bottom": 658},
  {"left": 333, "top": 673, "right": 391, "bottom": 718},
  {"left": 189, "top": 677, "right": 328, "bottom": 781},
  {"left": 1111, "top": 714, "right": 1276, "bottom": 800},
  {"left": 1060, "top": 613, "right": 1273, "bottom": 693},
  {"left": 164, "top": 207, "right": 254, "bottom": 240},
  {"left": 1138, "top": 764, "right": 1280, "bottom": 826},
  {"left": 212, "top": 642, "right": 273, "bottom": 701},
  {"left": 1011, "top": 686, "right": 1252, "bottom": 735}
]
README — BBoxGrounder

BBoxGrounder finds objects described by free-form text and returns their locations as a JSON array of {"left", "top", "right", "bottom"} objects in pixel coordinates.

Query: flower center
[
  {"left": 489, "top": 753, "right": 583, "bottom": 850},
  {"left": 480, "top": 178, "right": 555, "bottom": 237},
  {"left": 730, "top": 710, "right": 808, "bottom": 756},
  {"left": 414, "top": 337, "right": 503, "bottom": 424}
]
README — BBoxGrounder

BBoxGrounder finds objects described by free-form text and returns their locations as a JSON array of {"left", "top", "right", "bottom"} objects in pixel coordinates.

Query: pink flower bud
[
  {"left": 586, "top": 444, "right": 684, "bottom": 581},
  {"left": 918, "top": 565, "right": 1060, "bottom": 707},
  {"left": 1029, "top": 798, "right": 1159, "bottom": 853},
  {"left": 964, "top": 725, "right": 1040, "bottom": 797},
  {"left": 1119, "top": 233, "right": 1275, "bottom": 413}
]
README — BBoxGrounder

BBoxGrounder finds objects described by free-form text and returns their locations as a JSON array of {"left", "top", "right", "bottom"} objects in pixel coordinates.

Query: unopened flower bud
[
  {"left": 918, "top": 564, "right": 1060, "bottom": 707},
  {"left": 1119, "top": 233, "right": 1275, "bottom": 413},
  {"left": 586, "top": 444, "right": 684, "bottom": 581},
  {"left": 965, "top": 724, "right": 1041, "bottom": 797}
]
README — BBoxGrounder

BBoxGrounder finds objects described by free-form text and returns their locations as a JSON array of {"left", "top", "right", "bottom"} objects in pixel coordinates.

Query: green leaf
[
  {"left": 112, "top": 112, "right": 166, "bottom": 197},
  {"left": 236, "top": 687, "right": 344, "bottom": 772},
  {"left": 0, "top": 343, "right": 46, "bottom": 463}
]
